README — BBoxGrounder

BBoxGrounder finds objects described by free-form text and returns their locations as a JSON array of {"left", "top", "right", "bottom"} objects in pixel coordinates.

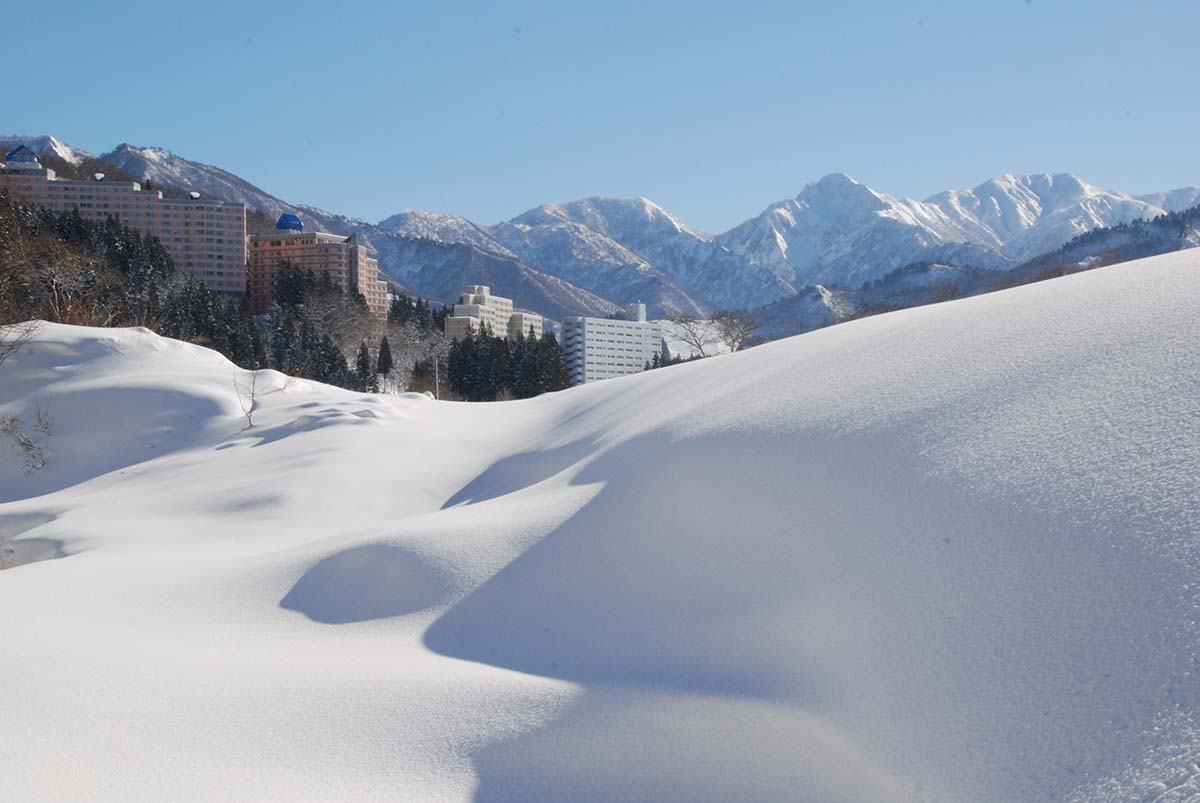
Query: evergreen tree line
[
  {"left": 645, "top": 351, "right": 697, "bottom": 370},
  {"left": 388, "top": 293, "right": 445, "bottom": 332},
  {"left": 382, "top": 293, "right": 450, "bottom": 395},
  {"left": 264, "top": 264, "right": 385, "bottom": 392},
  {"left": 447, "top": 324, "right": 568, "bottom": 401}
]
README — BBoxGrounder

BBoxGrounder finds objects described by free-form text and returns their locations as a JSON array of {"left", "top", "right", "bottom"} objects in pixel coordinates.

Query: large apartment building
[
  {"left": 444, "top": 285, "right": 544, "bottom": 341},
  {"left": 562, "top": 303, "right": 663, "bottom": 385},
  {"left": 0, "top": 145, "right": 247, "bottom": 293},
  {"left": 248, "top": 214, "right": 389, "bottom": 319}
]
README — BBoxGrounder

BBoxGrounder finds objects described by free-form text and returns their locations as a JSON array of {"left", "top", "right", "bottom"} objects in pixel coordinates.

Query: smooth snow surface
[{"left": 2, "top": 250, "right": 1199, "bottom": 801}]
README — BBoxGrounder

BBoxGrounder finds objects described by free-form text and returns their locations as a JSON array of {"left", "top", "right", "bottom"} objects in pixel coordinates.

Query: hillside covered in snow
[{"left": 1, "top": 249, "right": 1198, "bottom": 801}]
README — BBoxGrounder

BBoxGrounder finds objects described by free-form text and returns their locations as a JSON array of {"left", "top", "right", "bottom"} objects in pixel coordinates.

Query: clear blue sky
[{"left": 5, "top": 0, "right": 1197, "bottom": 232}]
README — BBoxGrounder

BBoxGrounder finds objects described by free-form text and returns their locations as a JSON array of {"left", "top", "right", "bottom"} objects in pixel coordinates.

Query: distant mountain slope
[
  {"left": 752, "top": 201, "right": 1200, "bottom": 341},
  {"left": 751, "top": 284, "right": 851, "bottom": 341},
  {"left": 97, "top": 143, "right": 345, "bottom": 230},
  {"left": 16, "top": 134, "right": 1200, "bottom": 318},
  {"left": 928, "top": 172, "right": 1166, "bottom": 259},
  {"left": 372, "top": 206, "right": 710, "bottom": 315},
  {"left": 492, "top": 207, "right": 707, "bottom": 316},
  {"left": 1013, "top": 203, "right": 1200, "bottom": 279},
  {"left": 715, "top": 172, "right": 1185, "bottom": 290},
  {"left": 0, "top": 135, "right": 92, "bottom": 166},
  {"left": 377, "top": 210, "right": 515, "bottom": 256},
  {"left": 378, "top": 237, "right": 620, "bottom": 320},
  {"left": 716, "top": 173, "right": 1006, "bottom": 289},
  {"left": 1135, "top": 187, "right": 1200, "bottom": 213},
  {"left": 513, "top": 197, "right": 793, "bottom": 309}
]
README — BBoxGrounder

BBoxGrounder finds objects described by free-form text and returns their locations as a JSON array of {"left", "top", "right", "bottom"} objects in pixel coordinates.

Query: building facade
[
  {"left": 562, "top": 303, "right": 663, "bottom": 385},
  {"left": 0, "top": 145, "right": 247, "bottom": 293},
  {"left": 507, "top": 312, "right": 544, "bottom": 341},
  {"left": 351, "top": 244, "right": 389, "bottom": 321},
  {"left": 248, "top": 214, "right": 389, "bottom": 319},
  {"left": 444, "top": 285, "right": 543, "bottom": 341}
]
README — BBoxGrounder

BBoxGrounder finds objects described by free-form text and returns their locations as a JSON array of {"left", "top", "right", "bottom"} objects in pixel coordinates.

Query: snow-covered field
[{"left": 1, "top": 250, "right": 1198, "bottom": 801}]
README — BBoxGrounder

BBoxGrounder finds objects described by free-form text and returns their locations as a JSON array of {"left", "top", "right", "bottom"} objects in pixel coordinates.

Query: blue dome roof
[
  {"left": 4, "top": 145, "right": 41, "bottom": 164},
  {"left": 275, "top": 213, "right": 304, "bottom": 232}
]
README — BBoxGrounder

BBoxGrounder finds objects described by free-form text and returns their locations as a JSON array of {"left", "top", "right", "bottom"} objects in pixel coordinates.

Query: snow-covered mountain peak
[
  {"left": 806, "top": 171, "right": 862, "bottom": 190},
  {"left": 375, "top": 209, "right": 512, "bottom": 256},
  {"left": 1136, "top": 186, "right": 1200, "bottom": 213},
  {"left": 111, "top": 143, "right": 172, "bottom": 161},
  {"left": 379, "top": 209, "right": 481, "bottom": 237},
  {"left": 798, "top": 171, "right": 878, "bottom": 200},
  {"left": 985, "top": 172, "right": 1097, "bottom": 205},
  {"left": 105, "top": 143, "right": 209, "bottom": 175},
  {"left": 793, "top": 172, "right": 891, "bottom": 222},
  {"left": 0, "top": 134, "right": 93, "bottom": 166},
  {"left": 102, "top": 143, "right": 236, "bottom": 188},
  {"left": 518, "top": 196, "right": 708, "bottom": 243}
]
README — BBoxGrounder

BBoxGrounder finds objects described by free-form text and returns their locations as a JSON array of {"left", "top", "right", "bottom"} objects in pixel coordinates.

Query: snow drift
[{"left": 1, "top": 250, "right": 1198, "bottom": 801}]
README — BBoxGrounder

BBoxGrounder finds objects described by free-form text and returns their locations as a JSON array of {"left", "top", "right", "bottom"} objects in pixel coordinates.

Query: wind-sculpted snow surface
[{"left": 1, "top": 250, "right": 1198, "bottom": 801}]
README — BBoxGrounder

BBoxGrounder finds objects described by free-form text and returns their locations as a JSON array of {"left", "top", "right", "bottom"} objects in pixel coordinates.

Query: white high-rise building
[
  {"left": 444, "top": 285, "right": 543, "bottom": 341},
  {"left": 562, "top": 303, "right": 663, "bottom": 385}
]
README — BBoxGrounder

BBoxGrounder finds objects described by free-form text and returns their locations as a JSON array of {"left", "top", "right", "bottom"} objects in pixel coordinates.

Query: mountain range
[{"left": 4, "top": 134, "right": 1198, "bottom": 320}]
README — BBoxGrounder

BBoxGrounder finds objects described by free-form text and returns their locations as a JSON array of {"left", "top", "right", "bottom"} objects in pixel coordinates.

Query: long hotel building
[
  {"left": 0, "top": 145, "right": 247, "bottom": 293},
  {"left": 248, "top": 214, "right": 389, "bottom": 320},
  {"left": 562, "top": 303, "right": 663, "bottom": 385}
]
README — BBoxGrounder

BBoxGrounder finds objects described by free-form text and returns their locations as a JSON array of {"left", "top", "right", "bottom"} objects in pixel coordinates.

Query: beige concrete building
[
  {"left": 444, "top": 285, "right": 543, "bottom": 341},
  {"left": 248, "top": 214, "right": 388, "bottom": 320},
  {"left": 0, "top": 145, "right": 247, "bottom": 293},
  {"left": 508, "top": 312, "right": 544, "bottom": 341}
]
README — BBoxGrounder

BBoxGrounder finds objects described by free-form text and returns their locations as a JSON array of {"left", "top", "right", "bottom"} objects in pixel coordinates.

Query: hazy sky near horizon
[{"left": 5, "top": 0, "right": 1198, "bottom": 232}]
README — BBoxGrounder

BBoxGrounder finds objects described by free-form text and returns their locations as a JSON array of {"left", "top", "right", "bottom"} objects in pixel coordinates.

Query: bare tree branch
[
  {"left": 1, "top": 414, "right": 46, "bottom": 474},
  {"left": 33, "top": 398, "right": 53, "bottom": 436},
  {"left": 712, "top": 310, "right": 760, "bottom": 353},
  {"left": 233, "top": 370, "right": 259, "bottom": 429},
  {"left": 664, "top": 312, "right": 712, "bottom": 359},
  {"left": 0, "top": 321, "right": 39, "bottom": 368}
]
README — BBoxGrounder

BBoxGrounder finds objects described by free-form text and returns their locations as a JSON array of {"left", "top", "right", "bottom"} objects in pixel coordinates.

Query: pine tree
[
  {"left": 510, "top": 332, "right": 531, "bottom": 398},
  {"left": 536, "top": 334, "right": 569, "bottom": 392},
  {"left": 355, "top": 341, "right": 376, "bottom": 392},
  {"left": 376, "top": 335, "right": 393, "bottom": 381},
  {"left": 477, "top": 332, "right": 506, "bottom": 400},
  {"left": 447, "top": 329, "right": 473, "bottom": 400}
]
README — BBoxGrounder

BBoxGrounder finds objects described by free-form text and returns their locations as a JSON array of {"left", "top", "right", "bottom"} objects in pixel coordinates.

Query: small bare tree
[
  {"left": 0, "top": 321, "right": 39, "bottom": 369},
  {"left": 33, "top": 398, "right": 53, "bottom": 436},
  {"left": 233, "top": 370, "right": 259, "bottom": 429},
  {"left": 1, "top": 414, "right": 46, "bottom": 474},
  {"left": 712, "top": 310, "right": 760, "bottom": 353},
  {"left": 664, "top": 312, "right": 714, "bottom": 359}
]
